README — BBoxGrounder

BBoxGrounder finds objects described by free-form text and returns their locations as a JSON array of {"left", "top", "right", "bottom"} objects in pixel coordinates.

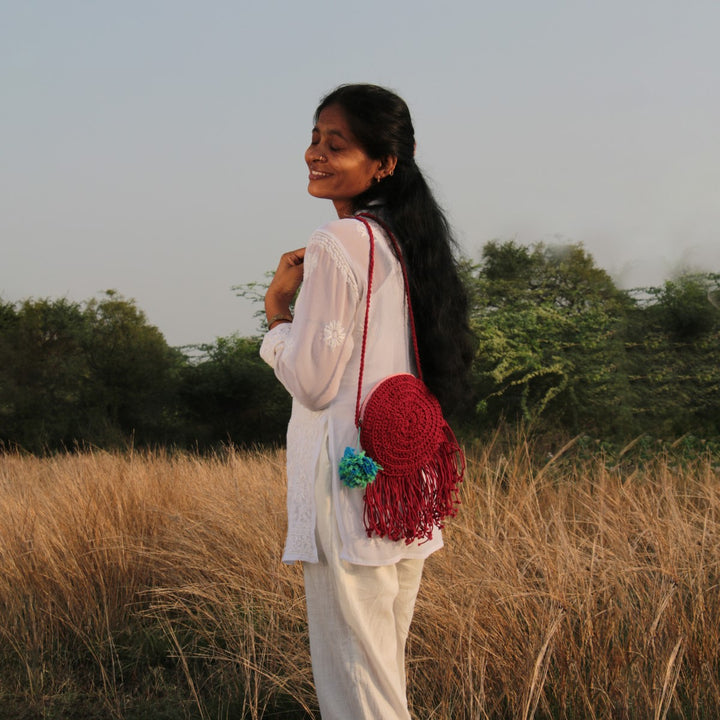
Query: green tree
[
  {"left": 653, "top": 273, "right": 720, "bottom": 339},
  {"left": 0, "top": 292, "right": 184, "bottom": 452},
  {"left": 625, "top": 273, "right": 720, "bottom": 436},
  {"left": 179, "top": 334, "right": 291, "bottom": 447},
  {"left": 467, "top": 240, "right": 635, "bottom": 435},
  {"left": 0, "top": 297, "right": 91, "bottom": 451},
  {"left": 82, "top": 291, "right": 184, "bottom": 445}
]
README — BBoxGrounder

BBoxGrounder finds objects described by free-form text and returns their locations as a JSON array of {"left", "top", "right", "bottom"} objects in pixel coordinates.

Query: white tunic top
[{"left": 260, "top": 216, "right": 444, "bottom": 566}]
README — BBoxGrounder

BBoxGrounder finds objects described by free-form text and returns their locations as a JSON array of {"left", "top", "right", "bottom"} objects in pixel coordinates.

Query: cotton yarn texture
[{"left": 359, "top": 372, "right": 464, "bottom": 543}]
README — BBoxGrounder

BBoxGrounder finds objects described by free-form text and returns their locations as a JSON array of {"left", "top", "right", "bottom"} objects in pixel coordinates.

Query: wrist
[
  {"left": 267, "top": 312, "right": 293, "bottom": 330},
  {"left": 265, "top": 293, "right": 292, "bottom": 318}
]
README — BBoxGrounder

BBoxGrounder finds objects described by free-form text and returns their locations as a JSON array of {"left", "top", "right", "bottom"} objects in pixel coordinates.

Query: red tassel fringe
[{"left": 362, "top": 427, "right": 465, "bottom": 544}]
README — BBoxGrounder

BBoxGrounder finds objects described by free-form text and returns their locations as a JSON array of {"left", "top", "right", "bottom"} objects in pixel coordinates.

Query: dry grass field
[{"left": 0, "top": 437, "right": 718, "bottom": 719}]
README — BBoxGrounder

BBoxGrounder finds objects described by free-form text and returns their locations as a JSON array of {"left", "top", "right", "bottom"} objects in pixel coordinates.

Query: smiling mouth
[{"left": 309, "top": 169, "right": 331, "bottom": 180}]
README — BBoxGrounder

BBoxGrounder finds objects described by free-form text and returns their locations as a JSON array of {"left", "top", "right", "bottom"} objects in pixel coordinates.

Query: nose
[{"left": 307, "top": 147, "right": 327, "bottom": 163}]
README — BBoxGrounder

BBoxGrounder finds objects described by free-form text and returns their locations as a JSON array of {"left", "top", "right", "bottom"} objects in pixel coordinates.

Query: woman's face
[{"left": 305, "top": 104, "right": 383, "bottom": 218}]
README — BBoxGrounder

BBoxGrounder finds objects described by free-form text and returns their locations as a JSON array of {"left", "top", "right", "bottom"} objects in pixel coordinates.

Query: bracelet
[{"left": 267, "top": 312, "right": 293, "bottom": 329}]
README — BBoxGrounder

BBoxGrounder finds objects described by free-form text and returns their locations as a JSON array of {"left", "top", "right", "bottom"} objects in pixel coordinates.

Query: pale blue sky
[{"left": 2, "top": 1, "right": 719, "bottom": 345}]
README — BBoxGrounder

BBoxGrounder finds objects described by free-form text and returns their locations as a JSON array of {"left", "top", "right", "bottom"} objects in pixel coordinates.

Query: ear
[{"left": 374, "top": 155, "right": 398, "bottom": 182}]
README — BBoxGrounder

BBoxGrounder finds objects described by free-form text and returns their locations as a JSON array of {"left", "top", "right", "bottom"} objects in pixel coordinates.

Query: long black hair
[{"left": 315, "top": 84, "right": 475, "bottom": 413}]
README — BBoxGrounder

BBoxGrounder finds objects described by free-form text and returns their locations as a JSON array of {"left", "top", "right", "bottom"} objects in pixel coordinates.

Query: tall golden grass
[{"left": 0, "top": 438, "right": 718, "bottom": 719}]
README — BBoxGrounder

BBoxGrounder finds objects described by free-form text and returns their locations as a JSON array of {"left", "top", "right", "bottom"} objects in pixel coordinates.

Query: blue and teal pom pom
[{"left": 339, "top": 446, "right": 382, "bottom": 489}]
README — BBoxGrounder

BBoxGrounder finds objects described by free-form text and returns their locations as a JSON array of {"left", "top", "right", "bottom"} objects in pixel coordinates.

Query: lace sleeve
[{"left": 260, "top": 229, "right": 362, "bottom": 410}]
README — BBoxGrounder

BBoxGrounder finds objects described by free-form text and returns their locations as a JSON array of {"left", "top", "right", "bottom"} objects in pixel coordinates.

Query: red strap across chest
[{"left": 353, "top": 213, "right": 423, "bottom": 428}]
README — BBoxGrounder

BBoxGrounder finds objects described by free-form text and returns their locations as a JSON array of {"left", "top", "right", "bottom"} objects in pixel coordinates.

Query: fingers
[
  {"left": 266, "top": 247, "right": 307, "bottom": 307},
  {"left": 281, "top": 248, "right": 306, "bottom": 267},
  {"left": 274, "top": 248, "right": 306, "bottom": 278}
]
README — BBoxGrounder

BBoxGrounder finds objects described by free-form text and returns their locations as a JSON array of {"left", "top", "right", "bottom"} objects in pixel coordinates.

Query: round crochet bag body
[
  {"left": 359, "top": 372, "right": 465, "bottom": 543},
  {"left": 337, "top": 213, "right": 465, "bottom": 544}
]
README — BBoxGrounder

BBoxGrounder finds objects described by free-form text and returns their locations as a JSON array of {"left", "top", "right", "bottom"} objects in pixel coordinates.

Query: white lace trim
[
  {"left": 283, "top": 403, "right": 323, "bottom": 563},
  {"left": 258, "top": 322, "right": 292, "bottom": 368},
  {"left": 311, "top": 231, "right": 359, "bottom": 299}
]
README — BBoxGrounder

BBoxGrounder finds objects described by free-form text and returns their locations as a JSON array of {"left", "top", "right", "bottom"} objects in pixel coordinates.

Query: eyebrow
[{"left": 312, "top": 125, "right": 348, "bottom": 140}]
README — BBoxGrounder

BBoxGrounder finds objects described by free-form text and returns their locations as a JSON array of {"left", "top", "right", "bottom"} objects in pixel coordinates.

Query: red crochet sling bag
[{"left": 338, "top": 212, "right": 465, "bottom": 544}]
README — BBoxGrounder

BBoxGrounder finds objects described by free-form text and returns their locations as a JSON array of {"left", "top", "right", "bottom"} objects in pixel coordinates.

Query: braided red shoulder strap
[{"left": 353, "top": 212, "right": 422, "bottom": 429}]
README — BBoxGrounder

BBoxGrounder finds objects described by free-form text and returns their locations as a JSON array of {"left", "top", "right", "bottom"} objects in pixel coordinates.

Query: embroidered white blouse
[{"left": 260, "top": 216, "right": 444, "bottom": 566}]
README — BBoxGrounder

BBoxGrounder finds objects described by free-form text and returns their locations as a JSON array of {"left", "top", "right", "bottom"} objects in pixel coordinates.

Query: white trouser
[{"left": 303, "top": 444, "right": 424, "bottom": 720}]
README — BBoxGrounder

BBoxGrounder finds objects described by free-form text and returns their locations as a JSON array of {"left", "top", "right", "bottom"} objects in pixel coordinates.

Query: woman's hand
[{"left": 264, "top": 248, "right": 306, "bottom": 327}]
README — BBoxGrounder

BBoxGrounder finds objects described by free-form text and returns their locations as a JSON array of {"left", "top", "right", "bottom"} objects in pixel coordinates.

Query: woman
[{"left": 260, "top": 84, "right": 473, "bottom": 719}]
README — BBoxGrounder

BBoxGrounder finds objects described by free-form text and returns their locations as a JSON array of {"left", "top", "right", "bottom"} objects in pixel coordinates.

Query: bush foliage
[
  {"left": 1, "top": 243, "right": 718, "bottom": 452},
  {"left": 463, "top": 242, "right": 719, "bottom": 439}
]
